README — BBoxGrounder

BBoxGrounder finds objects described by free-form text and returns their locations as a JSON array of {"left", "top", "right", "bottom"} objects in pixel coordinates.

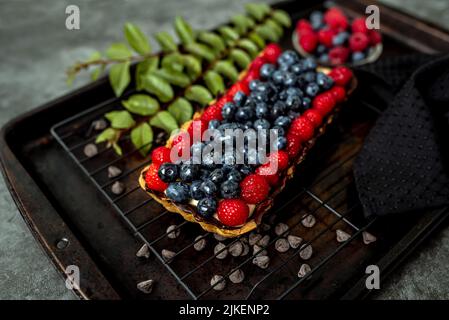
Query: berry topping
[
  {"left": 286, "top": 133, "right": 302, "bottom": 158},
  {"left": 201, "top": 103, "right": 223, "bottom": 123},
  {"left": 299, "top": 32, "right": 318, "bottom": 53},
  {"left": 151, "top": 146, "right": 171, "bottom": 165},
  {"left": 328, "top": 66, "right": 353, "bottom": 86},
  {"left": 312, "top": 92, "right": 336, "bottom": 116},
  {"left": 324, "top": 7, "right": 348, "bottom": 31},
  {"left": 261, "top": 43, "right": 282, "bottom": 64},
  {"left": 217, "top": 199, "right": 249, "bottom": 227},
  {"left": 330, "top": 86, "right": 346, "bottom": 103},
  {"left": 351, "top": 17, "right": 368, "bottom": 34},
  {"left": 187, "top": 119, "right": 208, "bottom": 141},
  {"left": 197, "top": 197, "right": 217, "bottom": 218},
  {"left": 349, "top": 32, "right": 369, "bottom": 52},
  {"left": 317, "top": 29, "right": 335, "bottom": 48},
  {"left": 240, "top": 174, "right": 270, "bottom": 204},
  {"left": 179, "top": 164, "right": 200, "bottom": 182},
  {"left": 165, "top": 182, "right": 190, "bottom": 203},
  {"left": 145, "top": 163, "right": 168, "bottom": 192},
  {"left": 369, "top": 30, "right": 382, "bottom": 45},
  {"left": 328, "top": 46, "right": 350, "bottom": 65},
  {"left": 220, "top": 180, "right": 240, "bottom": 199},
  {"left": 303, "top": 109, "right": 323, "bottom": 128},
  {"left": 190, "top": 180, "right": 205, "bottom": 200},
  {"left": 158, "top": 163, "right": 179, "bottom": 183},
  {"left": 289, "top": 116, "right": 315, "bottom": 142}
]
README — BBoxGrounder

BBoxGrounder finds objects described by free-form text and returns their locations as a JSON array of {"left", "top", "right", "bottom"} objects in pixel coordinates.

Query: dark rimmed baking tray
[{"left": 1, "top": 0, "right": 449, "bottom": 300}]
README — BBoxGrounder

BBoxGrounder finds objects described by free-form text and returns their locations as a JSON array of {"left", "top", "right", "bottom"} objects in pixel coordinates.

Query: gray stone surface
[{"left": 0, "top": 0, "right": 448, "bottom": 300}]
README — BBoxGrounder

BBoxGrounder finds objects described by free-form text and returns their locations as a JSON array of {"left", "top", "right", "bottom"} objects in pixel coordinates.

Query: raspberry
[
  {"left": 201, "top": 103, "right": 223, "bottom": 123},
  {"left": 187, "top": 119, "right": 207, "bottom": 142},
  {"left": 317, "top": 29, "right": 335, "bottom": 48},
  {"left": 296, "top": 19, "right": 313, "bottom": 35},
  {"left": 330, "top": 86, "right": 346, "bottom": 103},
  {"left": 312, "top": 92, "right": 336, "bottom": 116},
  {"left": 243, "top": 69, "right": 259, "bottom": 86},
  {"left": 303, "top": 109, "right": 323, "bottom": 128},
  {"left": 328, "top": 46, "right": 350, "bottom": 65},
  {"left": 324, "top": 7, "right": 348, "bottom": 31},
  {"left": 145, "top": 163, "right": 168, "bottom": 192},
  {"left": 286, "top": 133, "right": 302, "bottom": 158},
  {"left": 151, "top": 146, "right": 172, "bottom": 165},
  {"left": 255, "top": 151, "right": 289, "bottom": 181},
  {"left": 299, "top": 32, "right": 318, "bottom": 53},
  {"left": 352, "top": 17, "right": 368, "bottom": 34},
  {"left": 329, "top": 66, "right": 353, "bottom": 86},
  {"left": 249, "top": 56, "right": 265, "bottom": 74},
  {"left": 217, "top": 199, "right": 249, "bottom": 227},
  {"left": 369, "top": 30, "right": 382, "bottom": 45},
  {"left": 349, "top": 32, "right": 369, "bottom": 52},
  {"left": 171, "top": 132, "right": 191, "bottom": 160},
  {"left": 240, "top": 174, "right": 270, "bottom": 204},
  {"left": 228, "top": 81, "right": 250, "bottom": 97},
  {"left": 289, "top": 117, "right": 315, "bottom": 142},
  {"left": 261, "top": 43, "right": 282, "bottom": 64},
  {"left": 255, "top": 166, "right": 278, "bottom": 187},
  {"left": 267, "top": 151, "right": 289, "bottom": 171}
]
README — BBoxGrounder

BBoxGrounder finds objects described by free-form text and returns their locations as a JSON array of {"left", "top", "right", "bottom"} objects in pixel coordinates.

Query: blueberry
[
  {"left": 272, "top": 125, "right": 285, "bottom": 137},
  {"left": 200, "top": 179, "right": 217, "bottom": 196},
  {"left": 251, "top": 91, "right": 268, "bottom": 103},
  {"left": 221, "top": 102, "right": 236, "bottom": 121},
  {"left": 332, "top": 32, "right": 349, "bottom": 46},
  {"left": 276, "top": 136, "right": 287, "bottom": 150},
  {"left": 302, "top": 97, "right": 312, "bottom": 109},
  {"left": 274, "top": 116, "right": 291, "bottom": 128},
  {"left": 179, "top": 164, "right": 200, "bottom": 182},
  {"left": 166, "top": 182, "right": 190, "bottom": 203},
  {"left": 287, "top": 87, "right": 303, "bottom": 97},
  {"left": 303, "top": 58, "right": 317, "bottom": 70},
  {"left": 223, "top": 152, "right": 237, "bottom": 165},
  {"left": 202, "top": 152, "right": 216, "bottom": 169},
  {"left": 200, "top": 169, "right": 211, "bottom": 179},
  {"left": 305, "top": 82, "right": 320, "bottom": 97},
  {"left": 316, "top": 72, "right": 334, "bottom": 90},
  {"left": 272, "top": 70, "right": 284, "bottom": 84},
  {"left": 319, "top": 54, "right": 329, "bottom": 63},
  {"left": 255, "top": 103, "right": 269, "bottom": 119},
  {"left": 208, "top": 119, "right": 220, "bottom": 130},
  {"left": 310, "top": 11, "right": 323, "bottom": 24},
  {"left": 278, "top": 89, "right": 289, "bottom": 101},
  {"left": 254, "top": 119, "right": 271, "bottom": 130},
  {"left": 222, "top": 164, "right": 233, "bottom": 174},
  {"left": 316, "top": 44, "right": 327, "bottom": 54},
  {"left": 288, "top": 110, "right": 300, "bottom": 120},
  {"left": 197, "top": 197, "right": 217, "bottom": 217},
  {"left": 242, "top": 121, "right": 253, "bottom": 130},
  {"left": 271, "top": 101, "right": 286, "bottom": 119},
  {"left": 233, "top": 91, "right": 246, "bottom": 107},
  {"left": 208, "top": 168, "right": 224, "bottom": 185},
  {"left": 260, "top": 63, "right": 275, "bottom": 79},
  {"left": 291, "top": 63, "right": 306, "bottom": 75},
  {"left": 240, "top": 165, "right": 253, "bottom": 175},
  {"left": 220, "top": 180, "right": 240, "bottom": 199},
  {"left": 190, "top": 180, "right": 205, "bottom": 200},
  {"left": 352, "top": 51, "right": 365, "bottom": 62},
  {"left": 304, "top": 71, "right": 316, "bottom": 83},
  {"left": 227, "top": 169, "right": 242, "bottom": 183},
  {"left": 283, "top": 72, "right": 297, "bottom": 87},
  {"left": 278, "top": 50, "right": 298, "bottom": 67},
  {"left": 158, "top": 163, "right": 179, "bottom": 182},
  {"left": 235, "top": 107, "right": 254, "bottom": 123},
  {"left": 285, "top": 94, "right": 301, "bottom": 110}
]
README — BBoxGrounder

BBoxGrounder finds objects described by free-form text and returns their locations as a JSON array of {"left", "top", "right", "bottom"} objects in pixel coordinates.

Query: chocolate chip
[
  {"left": 253, "top": 244, "right": 268, "bottom": 257},
  {"left": 260, "top": 223, "right": 271, "bottom": 232},
  {"left": 362, "top": 231, "right": 377, "bottom": 245},
  {"left": 229, "top": 269, "right": 245, "bottom": 284},
  {"left": 301, "top": 214, "right": 316, "bottom": 228},
  {"left": 297, "top": 264, "right": 311, "bottom": 278},
  {"left": 336, "top": 229, "right": 351, "bottom": 243},
  {"left": 210, "top": 275, "right": 226, "bottom": 291},
  {"left": 275, "top": 223, "right": 289, "bottom": 236},
  {"left": 83, "top": 143, "right": 98, "bottom": 158},
  {"left": 194, "top": 235, "right": 207, "bottom": 251},
  {"left": 93, "top": 119, "right": 107, "bottom": 131},
  {"left": 257, "top": 235, "right": 270, "bottom": 247},
  {"left": 161, "top": 249, "right": 175, "bottom": 261},
  {"left": 248, "top": 232, "right": 262, "bottom": 246},
  {"left": 111, "top": 181, "right": 125, "bottom": 195},
  {"left": 252, "top": 255, "right": 270, "bottom": 269},
  {"left": 275, "top": 238, "right": 290, "bottom": 253},
  {"left": 214, "top": 243, "right": 228, "bottom": 259},
  {"left": 136, "top": 244, "right": 150, "bottom": 259},
  {"left": 166, "top": 225, "right": 180, "bottom": 239},
  {"left": 214, "top": 234, "right": 227, "bottom": 242},
  {"left": 229, "top": 241, "right": 243, "bottom": 257},
  {"left": 241, "top": 241, "right": 250, "bottom": 256},
  {"left": 108, "top": 165, "right": 122, "bottom": 178},
  {"left": 137, "top": 279, "right": 154, "bottom": 294},
  {"left": 299, "top": 244, "right": 313, "bottom": 260},
  {"left": 287, "top": 235, "right": 303, "bottom": 249}
]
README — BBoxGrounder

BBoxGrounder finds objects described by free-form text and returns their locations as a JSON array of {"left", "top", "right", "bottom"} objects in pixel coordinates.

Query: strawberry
[
  {"left": 267, "top": 151, "right": 289, "bottom": 171},
  {"left": 261, "top": 43, "right": 282, "bottom": 64},
  {"left": 329, "top": 66, "right": 353, "bottom": 86},
  {"left": 317, "top": 29, "right": 335, "bottom": 48},
  {"left": 249, "top": 56, "right": 265, "bottom": 74},
  {"left": 243, "top": 69, "right": 259, "bottom": 86},
  {"left": 171, "top": 132, "right": 191, "bottom": 160},
  {"left": 303, "top": 109, "right": 323, "bottom": 128},
  {"left": 328, "top": 46, "right": 350, "bottom": 65},
  {"left": 151, "top": 146, "right": 172, "bottom": 165},
  {"left": 217, "top": 199, "right": 249, "bottom": 227},
  {"left": 296, "top": 19, "right": 313, "bottom": 35},
  {"left": 312, "top": 92, "right": 336, "bottom": 116},
  {"left": 352, "top": 17, "right": 368, "bottom": 34},
  {"left": 258, "top": 171, "right": 280, "bottom": 187},
  {"left": 330, "top": 86, "right": 346, "bottom": 103},
  {"left": 299, "top": 32, "right": 318, "bottom": 53},
  {"left": 286, "top": 133, "right": 302, "bottom": 158},
  {"left": 349, "top": 32, "right": 369, "bottom": 52},
  {"left": 369, "top": 30, "right": 382, "bottom": 45},
  {"left": 324, "top": 7, "right": 348, "bottom": 31},
  {"left": 289, "top": 116, "right": 315, "bottom": 142},
  {"left": 240, "top": 174, "right": 270, "bottom": 204},
  {"left": 228, "top": 81, "right": 250, "bottom": 96},
  {"left": 145, "top": 163, "right": 168, "bottom": 192},
  {"left": 187, "top": 119, "right": 207, "bottom": 142},
  {"left": 201, "top": 103, "right": 223, "bottom": 123}
]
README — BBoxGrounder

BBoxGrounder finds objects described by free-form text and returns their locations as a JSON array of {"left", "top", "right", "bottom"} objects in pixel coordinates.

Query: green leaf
[
  {"left": 231, "top": 14, "right": 254, "bottom": 35},
  {"left": 185, "top": 85, "right": 213, "bottom": 107},
  {"left": 245, "top": 3, "right": 270, "bottom": 21},
  {"left": 185, "top": 42, "right": 216, "bottom": 62},
  {"left": 255, "top": 24, "right": 278, "bottom": 42},
  {"left": 122, "top": 94, "right": 160, "bottom": 116},
  {"left": 141, "top": 74, "right": 174, "bottom": 102},
  {"left": 248, "top": 31, "right": 265, "bottom": 49},
  {"left": 272, "top": 9, "right": 291, "bottom": 27},
  {"left": 124, "top": 23, "right": 151, "bottom": 54},
  {"left": 109, "top": 62, "right": 131, "bottom": 97},
  {"left": 105, "top": 43, "right": 132, "bottom": 60},
  {"left": 204, "top": 71, "right": 225, "bottom": 96},
  {"left": 155, "top": 31, "right": 178, "bottom": 52},
  {"left": 91, "top": 66, "right": 104, "bottom": 81},
  {"left": 168, "top": 98, "right": 193, "bottom": 125},
  {"left": 182, "top": 54, "right": 202, "bottom": 80},
  {"left": 112, "top": 142, "right": 123, "bottom": 156},
  {"left": 162, "top": 53, "right": 185, "bottom": 72},
  {"left": 95, "top": 128, "right": 119, "bottom": 144},
  {"left": 131, "top": 122, "right": 153, "bottom": 156},
  {"left": 214, "top": 60, "right": 239, "bottom": 83},
  {"left": 230, "top": 49, "right": 251, "bottom": 69},
  {"left": 266, "top": 18, "right": 283, "bottom": 38},
  {"left": 174, "top": 16, "right": 194, "bottom": 45},
  {"left": 198, "top": 32, "right": 225, "bottom": 54},
  {"left": 218, "top": 26, "right": 239, "bottom": 43},
  {"left": 105, "top": 110, "right": 135, "bottom": 129},
  {"left": 152, "top": 68, "right": 191, "bottom": 88},
  {"left": 136, "top": 56, "right": 159, "bottom": 90},
  {"left": 150, "top": 111, "right": 179, "bottom": 134},
  {"left": 237, "top": 39, "right": 259, "bottom": 58}
]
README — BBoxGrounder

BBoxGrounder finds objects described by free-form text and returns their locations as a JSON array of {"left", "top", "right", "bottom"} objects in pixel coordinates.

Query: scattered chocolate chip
[
  {"left": 275, "top": 238, "right": 290, "bottom": 253},
  {"left": 253, "top": 244, "right": 268, "bottom": 257},
  {"left": 362, "top": 231, "right": 377, "bottom": 245},
  {"left": 260, "top": 223, "right": 271, "bottom": 232},
  {"left": 166, "top": 225, "right": 180, "bottom": 239},
  {"left": 210, "top": 275, "right": 226, "bottom": 291},
  {"left": 257, "top": 235, "right": 270, "bottom": 247},
  {"left": 297, "top": 264, "right": 311, "bottom": 278},
  {"left": 83, "top": 143, "right": 98, "bottom": 158},
  {"left": 111, "top": 181, "right": 125, "bottom": 195},
  {"left": 214, "top": 234, "right": 227, "bottom": 242},
  {"left": 275, "top": 222, "right": 289, "bottom": 236},
  {"left": 107, "top": 165, "right": 122, "bottom": 178},
  {"left": 136, "top": 244, "right": 150, "bottom": 259},
  {"left": 287, "top": 235, "right": 303, "bottom": 249},
  {"left": 137, "top": 279, "right": 154, "bottom": 294},
  {"left": 336, "top": 229, "right": 351, "bottom": 243},
  {"left": 229, "top": 269, "right": 245, "bottom": 284},
  {"left": 241, "top": 241, "right": 250, "bottom": 256},
  {"left": 194, "top": 235, "right": 207, "bottom": 251},
  {"left": 252, "top": 255, "right": 270, "bottom": 269},
  {"left": 248, "top": 232, "right": 262, "bottom": 246},
  {"left": 301, "top": 214, "right": 316, "bottom": 228},
  {"left": 161, "top": 249, "right": 175, "bottom": 261},
  {"left": 214, "top": 243, "right": 228, "bottom": 259},
  {"left": 92, "top": 119, "right": 107, "bottom": 131},
  {"left": 229, "top": 241, "right": 243, "bottom": 257},
  {"left": 299, "top": 244, "right": 313, "bottom": 260}
]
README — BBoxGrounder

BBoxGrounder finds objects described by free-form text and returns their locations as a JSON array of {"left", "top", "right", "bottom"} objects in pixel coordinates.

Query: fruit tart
[{"left": 139, "top": 44, "right": 356, "bottom": 237}]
